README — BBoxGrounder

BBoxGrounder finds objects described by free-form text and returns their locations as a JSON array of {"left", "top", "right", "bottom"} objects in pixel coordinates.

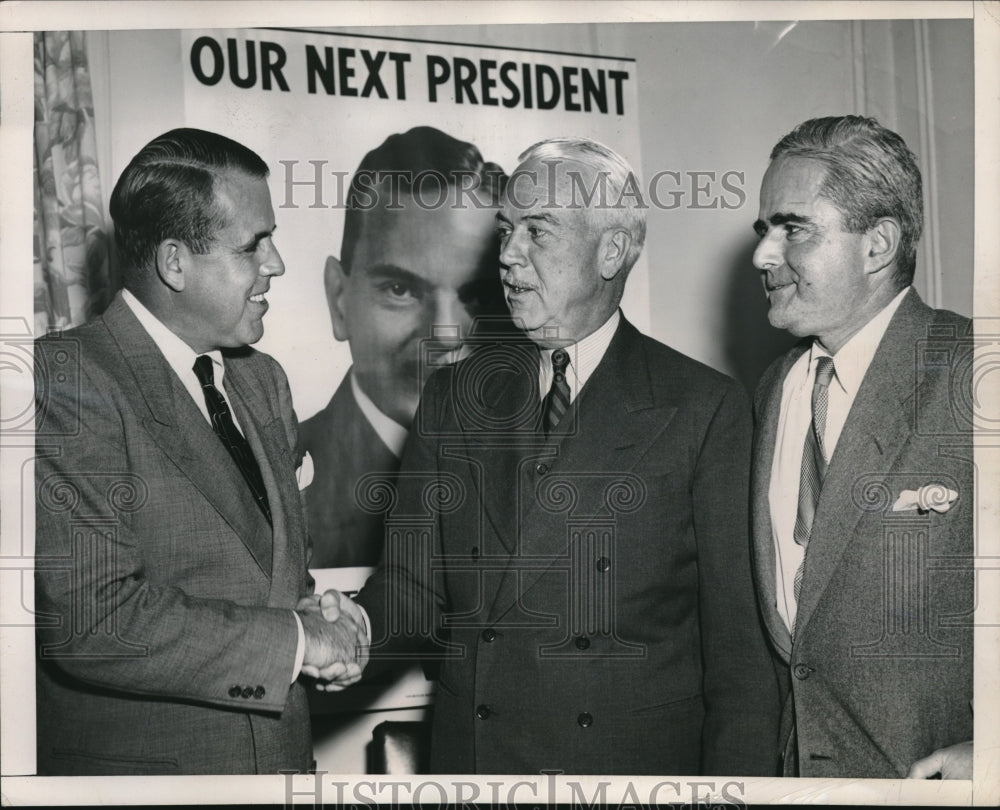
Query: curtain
[{"left": 33, "top": 30, "right": 115, "bottom": 336}]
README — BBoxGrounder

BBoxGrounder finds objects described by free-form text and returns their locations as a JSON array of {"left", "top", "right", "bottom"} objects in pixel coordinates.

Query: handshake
[{"left": 296, "top": 589, "right": 369, "bottom": 691}]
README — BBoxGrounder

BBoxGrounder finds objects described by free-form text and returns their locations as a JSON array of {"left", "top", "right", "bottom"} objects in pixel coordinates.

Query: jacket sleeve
[
  {"left": 34, "top": 339, "right": 301, "bottom": 713},
  {"left": 693, "top": 379, "right": 782, "bottom": 775},
  {"left": 354, "top": 367, "right": 451, "bottom": 673}
]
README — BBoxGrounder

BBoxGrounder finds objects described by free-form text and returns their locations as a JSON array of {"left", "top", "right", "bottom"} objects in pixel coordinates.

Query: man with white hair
[{"left": 326, "top": 137, "right": 779, "bottom": 774}]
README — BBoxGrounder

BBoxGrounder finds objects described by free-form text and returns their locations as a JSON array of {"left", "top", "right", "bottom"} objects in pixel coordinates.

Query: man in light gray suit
[
  {"left": 750, "top": 115, "right": 973, "bottom": 779},
  {"left": 34, "top": 128, "right": 363, "bottom": 775}
]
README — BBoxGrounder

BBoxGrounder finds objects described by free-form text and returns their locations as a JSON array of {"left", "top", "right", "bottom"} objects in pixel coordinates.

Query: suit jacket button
[
  {"left": 575, "top": 636, "right": 590, "bottom": 650},
  {"left": 793, "top": 664, "right": 812, "bottom": 680},
  {"left": 535, "top": 462, "right": 549, "bottom": 475},
  {"left": 482, "top": 628, "right": 497, "bottom": 643},
  {"left": 228, "top": 685, "right": 242, "bottom": 698},
  {"left": 471, "top": 546, "right": 480, "bottom": 557},
  {"left": 476, "top": 704, "right": 492, "bottom": 720},
  {"left": 577, "top": 712, "right": 593, "bottom": 728},
  {"left": 241, "top": 686, "right": 254, "bottom": 698},
  {"left": 254, "top": 685, "right": 266, "bottom": 699},
  {"left": 595, "top": 557, "right": 611, "bottom": 573}
]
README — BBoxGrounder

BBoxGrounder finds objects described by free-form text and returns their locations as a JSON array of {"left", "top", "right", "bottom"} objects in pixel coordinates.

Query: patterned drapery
[{"left": 33, "top": 31, "right": 115, "bottom": 335}]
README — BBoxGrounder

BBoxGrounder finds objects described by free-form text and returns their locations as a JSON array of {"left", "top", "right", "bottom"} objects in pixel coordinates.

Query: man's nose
[
  {"left": 499, "top": 231, "right": 525, "bottom": 269},
  {"left": 752, "top": 230, "right": 782, "bottom": 271},
  {"left": 259, "top": 239, "right": 285, "bottom": 277},
  {"left": 427, "top": 293, "right": 469, "bottom": 335}
]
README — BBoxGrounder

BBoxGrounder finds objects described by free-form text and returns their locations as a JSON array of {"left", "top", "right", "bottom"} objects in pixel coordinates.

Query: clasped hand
[{"left": 296, "top": 589, "right": 369, "bottom": 692}]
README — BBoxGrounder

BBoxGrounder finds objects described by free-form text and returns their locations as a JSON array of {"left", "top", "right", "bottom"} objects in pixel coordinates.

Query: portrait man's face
[
  {"left": 752, "top": 156, "right": 877, "bottom": 353},
  {"left": 326, "top": 189, "right": 501, "bottom": 428},
  {"left": 181, "top": 170, "right": 284, "bottom": 353},
  {"left": 497, "top": 157, "right": 612, "bottom": 346}
]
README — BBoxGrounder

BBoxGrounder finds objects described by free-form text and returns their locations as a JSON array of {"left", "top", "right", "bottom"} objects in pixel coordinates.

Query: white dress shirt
[
  {"left": 770, "top": 287, "right": 908, "bottom": 630},
  {"left": 538, "top": 309, "right": 621, "bottom": 402},
  {"left": 121, "top": 289, "right": 306, "bottom": 680}
]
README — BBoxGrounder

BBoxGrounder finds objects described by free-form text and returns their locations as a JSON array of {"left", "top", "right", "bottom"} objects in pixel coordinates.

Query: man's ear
[
  {"left": 155, "top": 239, "right": 188, "bottom": 292},
  {"left": 324, "top": 256, "right": 350, "bottom": 342},
  {"left": 599, "top": 228, "right": 631, "bottom": 281},
  {"left": 865, "top": 217, "right": 901, "bottom": 275}
]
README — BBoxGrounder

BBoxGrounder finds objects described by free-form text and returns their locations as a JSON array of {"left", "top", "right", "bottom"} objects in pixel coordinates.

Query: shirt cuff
[
  {"left": 291, "top": 610, "right": 305, "bottom": 683},
  {"left": 355, "top": 601, "right": 372, "bottom": 644}
]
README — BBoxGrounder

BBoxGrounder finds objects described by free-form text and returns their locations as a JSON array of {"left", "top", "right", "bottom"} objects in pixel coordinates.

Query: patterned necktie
[
  {"left": 193, "top": 355, "right": 272, "bottom": 524},
  {"left": 792, "top": 355, "right": 836, "bottom": 605},
  {"left": 542, "top": 349, "right": 571, "bottom": 434}
]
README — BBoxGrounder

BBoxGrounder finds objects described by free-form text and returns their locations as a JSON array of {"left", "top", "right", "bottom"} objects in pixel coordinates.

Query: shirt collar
[
  {"left": 350, "top": 371, "right": 409, "bottom": 458},
  {"left": 808, "top": 286, "right": 909, "bottom": 397},
  {"left": 539, "top": 309, "right": 621, "bottom": 398},
  {"left": 122, "top": 288, "right": 226, "bottom": 384}
]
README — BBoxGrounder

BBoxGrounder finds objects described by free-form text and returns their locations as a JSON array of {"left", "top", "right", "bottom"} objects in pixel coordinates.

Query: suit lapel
[
  {"left": 794, "top": 289, "right": 930, "bottom": 636},
  {"left": 101, "top": 297, "right": 274, "bottom": 576},
  {"left": 461, "top": 339, "right": 550, "bottom": 557},
  {"left": 751, "top": 347, "right": 804, "bottom": 661},
  {"left": 487, "top": 319, "right": 677, "bottom": 622}
]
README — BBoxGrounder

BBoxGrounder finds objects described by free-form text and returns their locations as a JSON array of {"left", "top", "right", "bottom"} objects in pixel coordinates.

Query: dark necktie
[
  {"left": 542, "top": 348, "right": 572, "bottom": 435},
  {"left": 792, "top": 355, "right": 836, "bottom": 605},
  {"left": 193, "top": 355, "right": 272, "bottom": 524}
]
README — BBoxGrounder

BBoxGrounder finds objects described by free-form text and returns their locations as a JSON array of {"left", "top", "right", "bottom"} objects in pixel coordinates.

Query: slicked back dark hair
[
  {"left": 341, "top": 126, "right": 506, "bottom": 272},
  {"left": 770, "top": 115, "right": 923, "bottom": 286},
  {"left": 109, "top": 127, "right": 269, "bottom": 276}
]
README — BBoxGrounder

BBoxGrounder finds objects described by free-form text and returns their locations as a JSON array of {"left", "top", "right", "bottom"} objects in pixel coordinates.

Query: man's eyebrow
[
  {"left": 524, "top": 212, "right": 559, "bottom": 226},
  {"left": 495, "top": 211, "right": 560, "bottom": 227},
  {"left": 753, "top": 212, "right": 811, "bottom": 235},
  {"left": 235, "top": 225, "right": 277, "bottom": 250}
]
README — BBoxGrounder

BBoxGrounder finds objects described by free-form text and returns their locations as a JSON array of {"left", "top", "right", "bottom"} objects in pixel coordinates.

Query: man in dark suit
[
  {"left": 300, "top": 127, "right": 507, "bottom": 568},
  {"left": 33, "top": 128, "right": 364, "bottom": 775},
  {"left": 749, "top": 115, "right": 974, "bottom": 778},
  {"left": 322, "top": 137, "right": 779, "bottom": 774}
]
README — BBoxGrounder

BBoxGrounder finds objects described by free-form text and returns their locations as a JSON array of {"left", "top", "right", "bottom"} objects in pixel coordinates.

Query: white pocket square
[
  {"left": 892, "top": 484, "right": 958, "bottom": 513},
  {"left": 296, "top": 451, "right": 314, "bottom": 490}
]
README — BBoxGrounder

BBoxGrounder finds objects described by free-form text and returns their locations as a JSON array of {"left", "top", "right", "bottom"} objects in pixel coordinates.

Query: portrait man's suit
[
  {"left": 300, "top": 372, "right": 398, "bottom": 569},
  {"left": 35, "top": 293, "right": 312, "bottom": 775},
  {"left": 357, "top": 315, "right": 780, "bottom": 775},
  {"left": 751, "top": 287, "right": 974, "bottom": 778}
]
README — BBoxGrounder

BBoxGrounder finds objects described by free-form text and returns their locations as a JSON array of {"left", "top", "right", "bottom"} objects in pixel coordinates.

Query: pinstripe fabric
[
  {"left": 542, "top": 348, "right": 571, "bottom": 434},
  {"left": 792, "top": 356, "right": 835, "bottom": 605}
]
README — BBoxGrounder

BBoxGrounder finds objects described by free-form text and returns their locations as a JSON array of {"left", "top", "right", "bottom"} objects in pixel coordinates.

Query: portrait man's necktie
[
  {"left": 542, "top": 349, "right": 572, "bottom": 434},
  {"left": 792, "top": 355, "right": 836, "bottom": 607},
  {"left": 193, "top": 355, "right": 272, "bottom": 524}
]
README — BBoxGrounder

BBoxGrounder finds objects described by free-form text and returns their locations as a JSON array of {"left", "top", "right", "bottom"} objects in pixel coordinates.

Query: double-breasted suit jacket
[
  {"left": 357, "top": 315, "right": 779, "bottom": 775},
  {"left": 34, "top": 293, "right": 313, "bottom": 775},
  {"left": 751, "top": 288, "right": 974, "bottom": 777}
]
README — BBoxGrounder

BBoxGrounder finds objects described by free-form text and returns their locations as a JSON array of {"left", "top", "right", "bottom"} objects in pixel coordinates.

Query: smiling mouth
[
  {"left": 504, "top": 280, "right": 535, "bottom": 295},
  {"left": 249, "top": 293, "right": 267, "bottom": 304},
  {"left": 765, "top": 280, "right": 794, "bottom": 293}
]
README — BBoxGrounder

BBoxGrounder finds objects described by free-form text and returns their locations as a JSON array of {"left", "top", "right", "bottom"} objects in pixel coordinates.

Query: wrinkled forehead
[
  {"left": 210, "top": 169, "right": 274, "bottom": 233},
  {"left": 759, "top": 156, "right": 831, "bottom": 211},
  {"left": 504, "top": 156, "right": 602, "bottom": 217}
]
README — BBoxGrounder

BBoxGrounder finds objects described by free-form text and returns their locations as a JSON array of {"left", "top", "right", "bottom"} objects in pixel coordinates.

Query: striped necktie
[
  {"left": 193, "top": 355, "right": 272, "bottom": 524},
  {"left": 542, "top": 348, "right": 571, "bottom": 434},
  {"left": 792, "top": 355, "right": 836, "bottom": 606}
]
